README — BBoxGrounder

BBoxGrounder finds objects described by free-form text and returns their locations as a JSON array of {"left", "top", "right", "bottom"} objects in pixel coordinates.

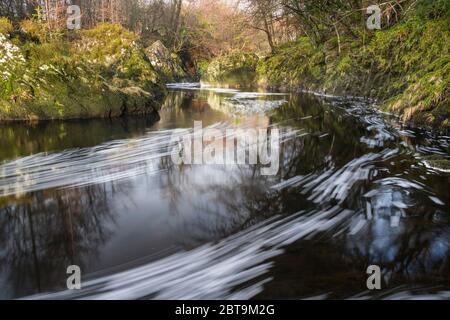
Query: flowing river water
[{"left": 0, "top": 84, "right": 449, "bottom": 300}]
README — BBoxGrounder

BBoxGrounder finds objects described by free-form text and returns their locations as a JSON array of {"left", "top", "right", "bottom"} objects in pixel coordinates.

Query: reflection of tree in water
[
  {"left": 271, "top": 94, "right": 375, "bottom": 171},
  {"left": 0, "top": 183, "right": 124, "bottom": 299},
  {"left": 156, "top": 163, "right": 282, "bottom": 248},
  {"left": 156, "top": 92, "right": 450, "bottom": 295},
  {"left": 257, "top": 188, "right": 450, "bottom": 299},
  {"left": 0, "top": 113, "right": 163, "bottom": 163},
  {"left": 0, "top": 89, "right": 446, "bottom": 299},
  {"left": 160, "top": 90, "right": 233, "bottom": 129},
  {"left": 346, "top": 186, "right": 450, "bottom": 284},
  {"left": 153, "top": 96, "right": 354, "bottom": 246}
]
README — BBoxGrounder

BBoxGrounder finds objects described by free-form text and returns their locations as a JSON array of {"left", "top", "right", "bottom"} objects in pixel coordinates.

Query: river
[{"left": 0, "top": 84, "right": 449, "bottom": 300}]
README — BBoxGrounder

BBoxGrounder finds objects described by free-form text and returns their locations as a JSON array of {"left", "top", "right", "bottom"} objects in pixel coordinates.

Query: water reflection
[
  {"left": 0, "top": 85, "right": 449, "bottom": 299},
  {"left": 0, "top": 184, "right": 120, "bottom": 298}
]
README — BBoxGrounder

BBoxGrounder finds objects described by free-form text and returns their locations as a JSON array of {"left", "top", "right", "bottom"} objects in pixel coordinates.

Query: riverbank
[
  {"left": 0, "top": 20, "right": 188, "bottom": 121},
  {"left": 202, "top": 6, "right": 449, "bottom": 132}
]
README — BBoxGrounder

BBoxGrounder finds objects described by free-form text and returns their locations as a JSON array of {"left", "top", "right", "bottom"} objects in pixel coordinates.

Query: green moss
[
  {"left": 76, "top": 23, "right": 137, "bottom": 65},
  {"left": 371, "top": 18, "right": 450, "bottom": 130},
  {"left": 196, "top": 59, "right": 210, "bottom": 76},
  {"left": 0, "top": 23, "right": 166, "bottom": 121},
  {"left": 144, "top": 40, "right": 187, "bottom": 82},
  {"left": 256, "top": 37, "right": 324, "bottom": 89},
  {"left": 202, "top": 52, "right": 259, "bottom": 86},
  {"left": 252, "top": 14, "right": 450, "bottom": 130},
  {"left": 0, "top": 17, "right": 12, "bottom": 35}
]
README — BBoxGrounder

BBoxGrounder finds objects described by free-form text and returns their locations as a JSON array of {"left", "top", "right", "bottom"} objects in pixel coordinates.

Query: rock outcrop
[
  {"left": 145, "top": 40, "right": 187, "bottom": 82},
  {"left": 201, "top": 52, "right": 259, "bottom": 87}
]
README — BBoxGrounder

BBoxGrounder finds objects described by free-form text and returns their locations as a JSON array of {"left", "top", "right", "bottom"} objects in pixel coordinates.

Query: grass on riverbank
[{"left": 202, "top": 4, "right": 450, "bottom": 131}]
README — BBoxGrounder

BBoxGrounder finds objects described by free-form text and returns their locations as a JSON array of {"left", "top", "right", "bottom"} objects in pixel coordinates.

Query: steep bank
[
  {"left": 0, "top": 20, "right": 186, "bottom": 121},
  {"left": 202, "top": 7, "right": 449, "bottom": 131},
  {"left": 201, "top": 52, "right": 259, "bottom": 87}
]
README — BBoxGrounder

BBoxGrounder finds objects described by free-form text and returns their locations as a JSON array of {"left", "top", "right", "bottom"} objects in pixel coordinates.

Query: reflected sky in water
[{"left": 0, "top": 85, "right": 449, "bottom": 300}]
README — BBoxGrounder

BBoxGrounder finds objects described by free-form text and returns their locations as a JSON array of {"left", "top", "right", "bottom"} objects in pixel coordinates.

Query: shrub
[
  {"left": 0, "top": 17, "right": 13, "bottom": 35},
  {"left": 19, "top": 19, "right": 64, "bottom": 43},
  {"left": 0, "top": 34, "right": 26, "bottom": 99}
]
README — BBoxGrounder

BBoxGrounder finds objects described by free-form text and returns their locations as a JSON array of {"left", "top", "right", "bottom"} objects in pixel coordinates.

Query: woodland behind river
[{"left": 0, "top": 0, "right": 449, "bottom": 131}]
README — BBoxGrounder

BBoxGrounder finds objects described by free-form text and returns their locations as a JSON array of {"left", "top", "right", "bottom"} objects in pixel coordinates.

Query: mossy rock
[
  {"left": 202, "top": 52, "right": 259, "bottom": 87},
  {"left": 0, "top": 23, "right": 167, "bottom": 121},
  {"left": 144, "top": 40, "right": 187, "bottom": 82}
]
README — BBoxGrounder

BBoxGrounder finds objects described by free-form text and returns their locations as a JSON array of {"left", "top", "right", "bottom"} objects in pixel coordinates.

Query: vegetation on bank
[
  {"left": 0, "top": 19, "right": 188, "bottom": 121},
  {"left": 0, "top": 0, "right": 268, "bottom": 122},
  {"left": 1, "top": 1, "right": 449, "bottom": 131},
  {"left": 201, "top": 52, "right": 259, "bottom": 87},
  {"left": 202, "top": 1, "right": 450, "bottom": 131}
]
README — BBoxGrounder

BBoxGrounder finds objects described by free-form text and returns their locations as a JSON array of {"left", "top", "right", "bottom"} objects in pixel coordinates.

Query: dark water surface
[{"left": 0, "top": 84, "right": 449, "bottom": 300}]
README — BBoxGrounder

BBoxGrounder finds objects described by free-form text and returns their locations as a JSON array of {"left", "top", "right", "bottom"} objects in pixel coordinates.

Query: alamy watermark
[
  {"left": 366, "top": 5, "right": 382, "bottom": 30},
  {"left": 367, "top": 265, "right": 382, "bottom": 290},
  {"left": 66, "top": 265, "right": 82, "bottom": 290},
  {"left": 63, "top": 3, "right": 380, "bottom": 32},
  {"left": 65, "top": 0, "right": 81, "bottom": 30},
  {"left": 170, "top": 121, "right": 280, "bottom": 176},
  {"left": 65, "top": 3, "right": 379, "bottom": 32},
  {"left": 40, "top": 1, "right": 81, "bottom": 30}
]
